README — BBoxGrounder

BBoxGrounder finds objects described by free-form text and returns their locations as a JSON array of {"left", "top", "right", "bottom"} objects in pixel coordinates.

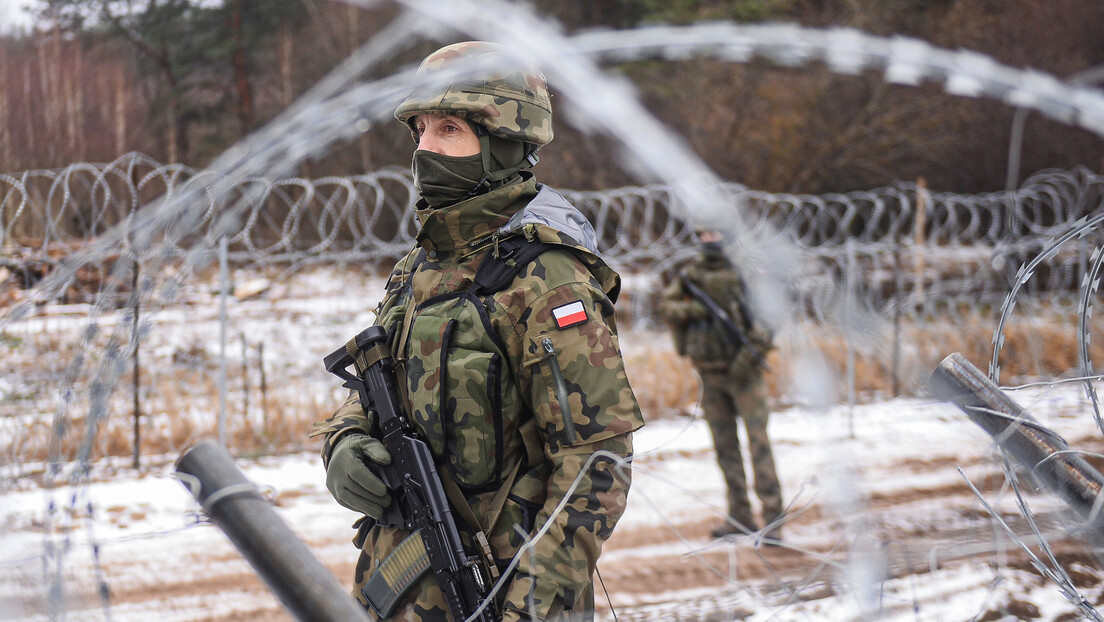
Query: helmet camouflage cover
[{"left": 394, "top": 41, "right": 554, "bottom": 146}]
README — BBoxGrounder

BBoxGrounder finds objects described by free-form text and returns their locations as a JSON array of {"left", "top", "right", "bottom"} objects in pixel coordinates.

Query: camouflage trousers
[
  {"left": 351, "top": 523, "right": 597, "bottom": 621},
  {"left": 698, "top": 368, "right": 783, "bottom": 532}
]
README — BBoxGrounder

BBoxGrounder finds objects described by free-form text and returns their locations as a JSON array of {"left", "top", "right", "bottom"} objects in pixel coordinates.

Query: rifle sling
[
  {"left": 393, "top": 301, "right": 416, "bottom": 403},
  {"left": 391, "top": 249, "right": 425, "bottom": 408},
  {"left": 440, "top": 418, "right": 542, "bottom": 580}
]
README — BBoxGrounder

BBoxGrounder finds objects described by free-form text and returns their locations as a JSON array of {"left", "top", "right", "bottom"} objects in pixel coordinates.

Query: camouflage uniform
[
  {"left": 658, "top": 250, "right": 783, "bottom": 537},
  {"left": 312, "top": 41, "right": 644, "bottom": 622}
]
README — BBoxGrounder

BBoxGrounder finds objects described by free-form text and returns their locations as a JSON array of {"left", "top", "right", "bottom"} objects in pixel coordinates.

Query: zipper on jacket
[
  {"left": 542, "top": 338, "right": 577, "bottom": 443},
  {"left": 466, "top": 231, "right": 500, "bottom": 256}
]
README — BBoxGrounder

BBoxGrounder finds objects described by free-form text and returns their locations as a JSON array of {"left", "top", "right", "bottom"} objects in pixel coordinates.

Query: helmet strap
[{"left": 470, "top": 122, "right": 539, "bottom": 187}]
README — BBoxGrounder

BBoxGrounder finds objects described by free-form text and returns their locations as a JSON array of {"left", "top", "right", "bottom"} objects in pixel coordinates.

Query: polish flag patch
[{"left": 551, "top": 300, "right": 588, "bottom": 329}]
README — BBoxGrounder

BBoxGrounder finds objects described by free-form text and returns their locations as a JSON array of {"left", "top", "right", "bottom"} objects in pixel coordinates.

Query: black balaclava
[
  {"left": 702, "top": 241, "right": 725, "bottom": 258},
  {"left": 412, "top": 120, "right": 536, "bottom": 208},
  {"left": 700, "top": 233, "right": 727, "bottom": 265},
  {"left": 411, "top": 150, "right": 484, "bottom": 208}
]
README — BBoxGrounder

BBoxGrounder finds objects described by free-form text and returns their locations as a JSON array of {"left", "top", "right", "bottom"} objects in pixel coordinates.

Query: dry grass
[
  {"left": 621, "top": 344, "right": 701, "bottom": 418},
  {"left": 0, "top": 361, "right": 333, "bottom": 478},
  {"left": 626, "top": 310, "right": 1104, "bottom": 420},
  {"left": 3, "top": 310, "right": 1100, "bottom": 473},
  {"left": 775, "top": 312, "right": 1104, "bottom": 404}
]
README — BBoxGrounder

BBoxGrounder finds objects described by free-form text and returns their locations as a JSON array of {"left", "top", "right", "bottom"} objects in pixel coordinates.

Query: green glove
[
  {"left": 687, "top": 299, "right": 710, "bottom": 321},
  {"left": 325, "top": 433, "right": 393, "bottom": 519}
]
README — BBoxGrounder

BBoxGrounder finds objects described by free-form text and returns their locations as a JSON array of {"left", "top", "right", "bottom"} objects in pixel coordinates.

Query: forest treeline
[{"left": 2, "top": 0, "right": 1102, "bottom": 194}]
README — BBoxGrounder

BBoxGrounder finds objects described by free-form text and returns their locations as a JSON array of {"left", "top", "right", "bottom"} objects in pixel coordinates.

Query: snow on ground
[
  {"left": 2, "top": 266, "right": 1104, "bottom": 620},
  {"left": 3, "top": 381, "right": 1102, "bottom": 620}
]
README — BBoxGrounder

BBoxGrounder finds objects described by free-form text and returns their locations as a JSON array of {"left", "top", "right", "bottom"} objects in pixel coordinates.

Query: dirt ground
[
  {"left": 593, "top": 436, "right": 1104, "bottom": 621},
  {"left": 9, "top": 429, "right": 1104, "bottom": 622}
]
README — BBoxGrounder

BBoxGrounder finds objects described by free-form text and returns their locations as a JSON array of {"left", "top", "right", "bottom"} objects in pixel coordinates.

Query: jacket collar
[{"left": 415, "top": 173, "right": 538, "bottom": 256}]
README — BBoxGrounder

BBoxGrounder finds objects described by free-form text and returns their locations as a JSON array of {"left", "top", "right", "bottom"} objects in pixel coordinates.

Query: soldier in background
[
  {"left": 310, "top": 41, "right": 644, "bottom": 621},
  {"left": 659, "top": 226, "right": 784, "bottom": 541}
]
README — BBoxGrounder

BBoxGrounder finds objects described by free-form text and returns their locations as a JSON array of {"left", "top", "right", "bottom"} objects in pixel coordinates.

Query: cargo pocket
[
  {"left": 443, "top": 340, "right": 503, "bottom": 487},
  {"left": 532, "top": 335, "right": 580, "bottom": 447},
  {"left": 405, "top": 297, "right": 508, "bottom": 488}
]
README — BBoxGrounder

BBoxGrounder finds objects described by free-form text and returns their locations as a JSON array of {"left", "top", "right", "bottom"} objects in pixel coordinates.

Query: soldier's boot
[
  {"left": 710, "top": 512, "right": 758, "bottom": 538},
  {"left": 761, "top": 526, "right": 784, "bottom": 546},
  {"left": 761, "top": 509, "right": 786, "bottom": 546}
]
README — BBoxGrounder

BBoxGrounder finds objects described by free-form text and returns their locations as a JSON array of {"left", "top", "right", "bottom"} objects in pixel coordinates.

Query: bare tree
[{"left": 229, "top": 0, "right": 253, "bottom": 132}]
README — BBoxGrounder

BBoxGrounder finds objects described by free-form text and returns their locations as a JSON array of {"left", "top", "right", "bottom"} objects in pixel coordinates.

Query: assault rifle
[
  {"left": 325, "top": 325, "right": 497, "bottom": 622},
  {"left": 681, "top": 277, "right": 770, "bottom": 370}
]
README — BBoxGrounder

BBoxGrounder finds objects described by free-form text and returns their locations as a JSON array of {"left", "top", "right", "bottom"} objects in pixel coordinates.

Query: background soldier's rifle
[
  {"left": 325, "top": 325, "right": 498, "bottom": 622},
  {"left": 681, "top": 276, "right": 771, "bottom": 370}
]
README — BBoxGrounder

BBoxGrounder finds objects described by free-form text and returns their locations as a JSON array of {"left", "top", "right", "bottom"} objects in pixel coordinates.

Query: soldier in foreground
[
  {"left": 659, "top": 226, "right": 784, "bottom": 541},
  {"left": 310, "top": 41, "right": 644, "bottom": 621}
]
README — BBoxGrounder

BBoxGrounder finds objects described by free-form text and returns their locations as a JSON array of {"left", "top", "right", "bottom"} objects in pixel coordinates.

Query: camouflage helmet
[{"left": 394, "top": 41, "right": 553, "bottom": 146}]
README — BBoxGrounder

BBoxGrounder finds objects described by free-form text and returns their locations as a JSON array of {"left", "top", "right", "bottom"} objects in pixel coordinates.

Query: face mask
[
  {"left": 701, "top": 241, "right": 725, "bottom": 261},
  {"left": 412, "top": 150, "right": 485, "bottom": 208}
]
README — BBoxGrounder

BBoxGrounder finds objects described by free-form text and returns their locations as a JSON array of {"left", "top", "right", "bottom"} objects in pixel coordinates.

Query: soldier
[
  {"left": 310, "top": 41, "right": 644, "bottom": 621},
  {"left": 658, "top": 226, "right": 784, "bottom": 541}
]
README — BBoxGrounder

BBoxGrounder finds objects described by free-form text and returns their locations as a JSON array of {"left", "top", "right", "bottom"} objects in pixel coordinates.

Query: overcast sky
[
  {"left": 0, "top": 0, "right": 231, "bottom": 32},
  {"left": 0, "top": 0, "right": 33, "bottom": 32}
]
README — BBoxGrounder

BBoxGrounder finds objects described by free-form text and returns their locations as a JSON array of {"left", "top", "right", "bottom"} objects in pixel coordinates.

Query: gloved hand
[
  {"left": 687, "top": 299, "right": 711, "bottom": 321},
  {"left": 325, "top": 433, "right": 393, "bottom": 519}
]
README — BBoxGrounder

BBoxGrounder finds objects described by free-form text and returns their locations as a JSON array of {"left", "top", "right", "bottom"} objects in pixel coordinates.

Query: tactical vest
[
  {"left": 681, "top": 265, "right": 744, "bottom": 366},
  {"left": 377, "top": 236, "right": 552, "bottom": 494}
]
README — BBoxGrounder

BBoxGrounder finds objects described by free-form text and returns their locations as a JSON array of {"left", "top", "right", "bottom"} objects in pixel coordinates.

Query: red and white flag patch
[{"left": 551, "top": 300, "right": 588, "bottom": 329}]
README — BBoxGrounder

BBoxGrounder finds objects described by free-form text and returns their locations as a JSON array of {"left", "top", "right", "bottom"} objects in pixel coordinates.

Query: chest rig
[{"left": 383, "top": 234, "right": 552, "bottom": 502}]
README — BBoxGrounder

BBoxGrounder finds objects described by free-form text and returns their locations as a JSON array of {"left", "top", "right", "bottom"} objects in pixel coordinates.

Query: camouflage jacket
[
  {"left": 311, "top": 173, "right": 644, "bottom": 621},
  {"left": 658, "top": 253, "right": 774, "bottom": 374}
]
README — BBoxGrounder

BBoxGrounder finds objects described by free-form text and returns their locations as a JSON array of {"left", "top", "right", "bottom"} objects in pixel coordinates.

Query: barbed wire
[
  {"left": 4, "top": 155, "right": 1102, "bottom": 323},
  {"left": 5, "top": 7, "right": 1104, "bottom": 620}
]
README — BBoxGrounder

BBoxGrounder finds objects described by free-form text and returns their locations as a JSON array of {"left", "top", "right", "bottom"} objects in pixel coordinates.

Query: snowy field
[
  {"left": 1, "top": 266, "right": 1102, "bottom": 621},
  {"left": 3, "top": 375, "right": 1104, "bottom": 620}
]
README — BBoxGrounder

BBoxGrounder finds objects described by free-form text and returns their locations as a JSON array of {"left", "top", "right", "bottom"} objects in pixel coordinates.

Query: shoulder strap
[
  {"left": 470, "top": 236, "right": 555, "bottom": 296},
  {"left": 437, "top": 417, "right": 543, "bottom": 534},
  {"left": 392, "top": 248, "right": 427, "bottom": 408},
  {"left": 454, "top": 239, "right": 553, "bottom": 535}
]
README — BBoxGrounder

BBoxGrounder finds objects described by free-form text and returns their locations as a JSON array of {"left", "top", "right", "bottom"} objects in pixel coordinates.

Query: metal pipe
[
  {"left": 175, "top": 439, "right": 370, "bottom": 622},
  {"left": 930, "top": 352, "right": 1104, "bottom": 542},
  {"left": 218, "top": 237, "right": 229, "bottom": 447}
]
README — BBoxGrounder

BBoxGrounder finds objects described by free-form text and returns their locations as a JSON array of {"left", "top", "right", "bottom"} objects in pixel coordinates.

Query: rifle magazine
[{"left": 362, "top": 532, "right": 432, "bottom": 618}]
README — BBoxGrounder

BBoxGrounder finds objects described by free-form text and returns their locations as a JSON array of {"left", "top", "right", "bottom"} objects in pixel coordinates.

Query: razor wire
[
  {"left": 5, "top": 11, "right": 1104, "bottom": 621},
  {"left": 3, "top": 154, "right": 1103, "bottom": 323}
]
